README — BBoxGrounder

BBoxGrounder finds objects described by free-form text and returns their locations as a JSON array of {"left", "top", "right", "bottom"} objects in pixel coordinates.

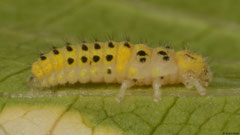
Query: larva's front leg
[
  {"left": 183, "top": 76, "right": 206, "bottom": 96},
  {"left": 192, "top": 79, "right": 206, "bottom": 96},
  {"left": 152, "top": 78, "right": 162, "bottom": 102},
  {"left": 116, "top": 80, "right": 134, "bottom": 102}
]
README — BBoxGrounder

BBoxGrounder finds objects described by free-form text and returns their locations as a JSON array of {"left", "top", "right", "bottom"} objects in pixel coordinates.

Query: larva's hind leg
[
  {"left": 152, "top": 78, "right": 162, "bottom": 102},
  {"left": 116, "top": 80, "right": 134, "bottom": 102}
]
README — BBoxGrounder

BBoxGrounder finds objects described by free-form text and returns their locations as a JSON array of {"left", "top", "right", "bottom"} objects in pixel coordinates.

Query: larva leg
[
  {"left": 192, "top": 79, "right": 206, "bottom": 96},
  {"left": 152, "top": 78, "right": 162, "bottom": 102},
  {"left": 116, "top": 80, "right": 134, "bottom": 102},
  {"left": 183, "top": 77, "right": 206, "bottom": 96}
]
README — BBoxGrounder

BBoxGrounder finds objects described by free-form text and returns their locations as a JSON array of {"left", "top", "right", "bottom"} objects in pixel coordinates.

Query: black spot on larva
[
  {"left": 185, "top": 53, "right": 196, "bottom": 60},
  {"left": 53, "top": 49, "right": 59, "bottom": 55},
  {"left": 81, "top": 56, "right": 88, "bottom": 63},
  {"left": 108, "top": 42, "right": 114, "bottom": 48},
  {"left": 137, "top": 50, "right": 147, "bottom": 56},
  {"left": 158, "top": 51, "right": 167, "bottom": 55},
  {"left": 66, "top": 45, "right": 73, "bottom": 52},
  {"left": 82, "top": 44, "right": 88, "bottom": 51},
  {"left": 93, "top": 55, "right": 100, "bottom": 62},
  {"left": 94, "top": 43, "right": 101, "bottom": 49},
  {"left": 67, "top": 58, "right": 74, "bottom": 65},
  {"left": 139, "top": 58, "right": 146, "bottom": 63},
  {"left": 124, "top": 42, "right": 130, "bottom": 48},
  {"left": 40, "top": 55, "right": 47, "bottom": 60},
  {"left": 160, "top": 76, "right": 164, "bottom": 79},
  {"left": 106, "top": 55, "right": 113, "bottom": 61},
  {"left": 107, "top": 69, "right": 112, "bottom": 74},
  {"left": 163, "top": 56, "right": 170, "bottom": 61}
]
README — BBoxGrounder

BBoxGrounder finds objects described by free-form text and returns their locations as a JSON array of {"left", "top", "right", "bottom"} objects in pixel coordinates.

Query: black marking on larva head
[
  {"left": 108, "top": 42, "right": 114, "bottom": 48},
  {"left": 158, "top": 51, "right": 167, "bottom": 55},
  {"left": 82, "top": 44, "right": 88, "bottom": 51},
  {"left": 163, "top": 56, "right": 170, "bottom": 61},
  {"left": 160, "top": 76, "right": 164, "bottom": 79},
  {"left": 106, "top": 55, "right": 113, "bottom": 61},
  {"left": 93, "top": 55, "right": 100, "bottom": 62},
  {"left": 139, "top": 57, "right": 146, "bottom": 63},
  {"left": 137, "top": 50, "right": 147, "bottom": 56},
  {"left": 67, "top": 57, "right": 74, "bottom": 65},
  {"left": 66, "top": 45, "right": 73, "bottom": 52},
  {"left": 94, "top": 43, "right": 101, "bottom": 49},
  {"left": 107, "top": 69, "right": 112, "bottom": 74},
  {"left": 185, "top": 53, "right": 196, "bottom": 60},
  {"left": 40, "top": 55, "right": 47, "bottom": 60},
  {"left": 81, "top": 56, "right": 88, "bottom": 63},
  {"left": 124, "top": 42, "right": 130, "bottom": 48}
]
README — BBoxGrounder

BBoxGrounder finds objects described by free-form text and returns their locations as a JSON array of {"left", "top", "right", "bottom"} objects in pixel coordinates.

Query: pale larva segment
[
  {"left": 53, "top": 47, "right": 68, "bottom": 86},
  {"left": 89, "top": 42, "right": 105, "bottom": 83},
  {"left": 44, "top": 47, "right": 65, "bottom": 87},
  {"left": 103, "top": 41, "right": 119, "bottom": 83},
  {"left": 77, "top": 43, "right": 91, "bottom": 83},
  {"left": 115, "top": 41, "right": 134, "bottom": 83},
  {"left": 127, "top": 44, "right": 153, "bottom": 86},
  {"left": 63, "top": 45, "right": 79, "bottom": 84},
  {"left": 150, "top": 47, "right": 179, "bottom": 85},
  {"left": 38, "top": 53, "right": 55, "bottom": 87}
]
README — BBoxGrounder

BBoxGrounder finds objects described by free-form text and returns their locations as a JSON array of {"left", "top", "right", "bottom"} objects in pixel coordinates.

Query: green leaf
[{"left": 0, "top": 0, "right": 240, "bottom": 134}]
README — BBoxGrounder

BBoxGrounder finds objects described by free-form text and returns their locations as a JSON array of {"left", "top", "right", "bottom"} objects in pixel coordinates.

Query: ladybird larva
[{"left": 29, "top": 41, "right": 212, "bottom": 102}]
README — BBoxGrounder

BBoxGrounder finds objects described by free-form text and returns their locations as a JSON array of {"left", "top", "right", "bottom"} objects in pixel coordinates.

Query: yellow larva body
[{"left": 30, "top": 41, "right": 212, "bottom": 102}]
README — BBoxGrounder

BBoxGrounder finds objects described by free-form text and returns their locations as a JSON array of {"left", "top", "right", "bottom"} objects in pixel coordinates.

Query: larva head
[{"left": 176, "top": 50, "right": 212, "bottom": 86}]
